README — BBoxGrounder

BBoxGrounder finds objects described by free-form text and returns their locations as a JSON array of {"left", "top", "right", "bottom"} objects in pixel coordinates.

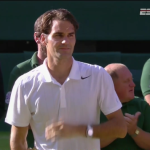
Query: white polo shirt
[{"left": 5, "top": 58, "right": 122, "bottom": 150}]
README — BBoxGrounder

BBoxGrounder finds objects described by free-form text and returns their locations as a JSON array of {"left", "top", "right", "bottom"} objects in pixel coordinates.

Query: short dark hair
[
  {"left": 109, "top": 71, "right": 118, "bottom": 80},
  {"left": 106, "top": 69, "right": 119, "bottom": 80},
  {"left": 34, "top": 14, "right": 44, "bottom": 37},
  {"left": 34, "top": 8, "right": 79, "bottom": 37}
]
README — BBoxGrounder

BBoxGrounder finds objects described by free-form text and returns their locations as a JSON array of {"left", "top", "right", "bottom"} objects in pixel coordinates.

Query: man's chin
[
  {"left": 58, "top": 52, "right": 73, "bottom": 58},
  {"left": 129, "top": 95, "right": 135, "bottom": 100}
]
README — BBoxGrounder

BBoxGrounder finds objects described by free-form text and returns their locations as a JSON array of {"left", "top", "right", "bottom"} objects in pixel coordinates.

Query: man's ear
[
  {"left": 40, "top": 33, "right": 48, "bottom": 46},
  {"left": 34, "top": 32, "right": 41, "bottom": 44}
]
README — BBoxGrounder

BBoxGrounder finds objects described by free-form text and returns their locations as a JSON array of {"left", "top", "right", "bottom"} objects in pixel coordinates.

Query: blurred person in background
[
  {"left": 140, "top": 59, "right": 150, "bottom": 105},
  {"left": 101, "top": 63, "right": 150, "bottom": 150},
  {"left": 5, "top": 13, "right": 47, "bottom": 105}
]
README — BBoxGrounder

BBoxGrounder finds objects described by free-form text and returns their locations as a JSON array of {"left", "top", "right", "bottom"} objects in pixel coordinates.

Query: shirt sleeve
[
  {"left": 98, "top": 68, "right": 122, "bottom": 115},
  {"left": 140, "top": 59, "right": 150, "bottom": 97},
  {"left": 143, "top": 102, "right": 150, "bottom": 132},
  {"left": 5, "top": 66, "right": 21, "bottom": 104},
  {"left": 5, "top": 77, "right": 31, "bottom": 127}
]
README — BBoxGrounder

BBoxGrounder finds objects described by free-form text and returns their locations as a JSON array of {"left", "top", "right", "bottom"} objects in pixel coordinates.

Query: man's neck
[
  {"left": 47, "top": 57, "right": 73, "bottom": 85},
  {"left": 37, "top": 56, "right": 44, "bottom": 65},
  {"left": 37, "top": 50, "right": 46, "bottom": 65},
  {"left": 120, "top": 99, "right": 132, "bottom": 104}
]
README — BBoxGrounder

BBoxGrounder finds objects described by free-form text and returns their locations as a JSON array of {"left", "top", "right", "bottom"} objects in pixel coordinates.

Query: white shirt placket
[{"left": 59, "top": 85, "right": 66, "bottom": 120}]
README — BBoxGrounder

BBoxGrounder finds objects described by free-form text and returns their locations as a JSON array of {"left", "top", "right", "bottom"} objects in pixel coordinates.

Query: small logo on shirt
[{"left": 81, "top": 75, "right": 91, "bottom": 80}]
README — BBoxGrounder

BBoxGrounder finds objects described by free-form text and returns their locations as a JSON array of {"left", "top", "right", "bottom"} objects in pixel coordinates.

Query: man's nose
[
  {"left": 62, "top": 37, "right": 69, "bottom": 44},
  {"left": 130, "top": 81, "right": 136, "bottom": 87}
]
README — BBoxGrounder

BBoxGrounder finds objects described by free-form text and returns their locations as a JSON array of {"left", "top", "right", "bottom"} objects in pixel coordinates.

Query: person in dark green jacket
[
  {"left": 140, "top": 59, "right": 150, "bottom": 105},
  {"left": 5, "top": 14, "right": 47, "bottom": 105},
  {"left": 100, "top": 63, "right": 150, "bottom": 150},
  {"left": 5, "top": 13, "right": 47, "bottom": 148}
]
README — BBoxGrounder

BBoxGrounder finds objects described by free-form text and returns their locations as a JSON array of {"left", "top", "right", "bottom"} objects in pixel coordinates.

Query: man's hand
[
  {"left": 45, "top": 121, "right": 85, "bottom": 141},
  {"left": 124, "top": 112, "right": 141, "bottom": 135}
]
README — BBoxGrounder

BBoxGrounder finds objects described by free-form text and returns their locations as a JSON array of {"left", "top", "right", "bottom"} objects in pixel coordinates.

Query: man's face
[
  {"left": 114, "top": 67, "right": 135, "bottom": 103},
  {"left": 45, "top": 20, "right": 76, "bottom": 60}
]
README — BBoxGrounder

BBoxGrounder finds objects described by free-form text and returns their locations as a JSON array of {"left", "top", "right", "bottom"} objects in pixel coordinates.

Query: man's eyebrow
[
  {"left": 54, "top": 32, "right": 63, "bottom": 34},
  {"left": 54, "top": 32, "right": 75, "bottom": 34},
  {"left": 69, "top": 32, "right": 75, "bottom": 34}
]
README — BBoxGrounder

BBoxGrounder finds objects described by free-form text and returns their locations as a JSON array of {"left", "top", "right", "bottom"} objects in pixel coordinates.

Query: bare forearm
[
  {"left": 93, "top": 118, "right": 126, "bottom": 138},
  {"left": 131, "top": 127, "right": 150, "bottom": 149},
  {"left": 77, "top": 119, "right": 126, "bottom": 139},
  {"left": 100, "top": 138, "right": 116, "bottom": 148},
  {"left": 10, "top": 140, "right": 27, "bottom": 150},
  {"left": 10, "top": 125, "right": 29, "bottom": 150}
]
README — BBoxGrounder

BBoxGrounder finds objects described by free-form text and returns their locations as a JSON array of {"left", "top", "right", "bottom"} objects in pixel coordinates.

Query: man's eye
[
  {"left": 69, "top": 34, "right": 74, "bottom": 37},
  {"left": 56, "top": 34, "right": 63, "bottom": 37}
]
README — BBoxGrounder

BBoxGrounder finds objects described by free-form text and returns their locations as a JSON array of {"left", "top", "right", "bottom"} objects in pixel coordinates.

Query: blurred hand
[
  {"left": 45, "top": 121, "right": 81, "bottom": 141},
  {"left": 124, "top": 112, "right": 141, "bottom": 135}
]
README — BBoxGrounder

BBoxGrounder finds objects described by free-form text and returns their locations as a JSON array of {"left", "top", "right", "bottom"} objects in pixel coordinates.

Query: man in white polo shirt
[{"left": 5, "top": 8, "right": 127, "bottom": 150}]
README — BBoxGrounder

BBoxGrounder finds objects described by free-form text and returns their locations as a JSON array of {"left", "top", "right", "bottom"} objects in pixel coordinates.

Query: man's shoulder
[
  {"left": 76, "top": 60, "right": 110, "bottom": 81},
  {"left": 16, "top": 65, "right": 43, "bottom": 85},
  {"left": 16, "top": 59, "right": 31, "bottom": 69},
  {"left": 11, "top": 59, "right": 32, "bottom": 76},
  {"left": 143, "top": 58, "right": 150, "bottom": 69},
  {"left": 77, "top": 60, "right": 104, "bottom": 72},
  {"left": 11, "top": 59, "right": 31, "bottom": 71},
  {"left": 9, "top": 59, "right": 30, "bottom": 76},
  {"left": 131, "top": 96, "right": 145, "bottom": 104},
  {"left": 131, "top": 96, "right": 149, "bottom": 109},
  {"left": 133, "top": 96, "right": 144, "bottom": 101},
  {"left": 145, "top": 58, "right": 150, "bottom": 64}
]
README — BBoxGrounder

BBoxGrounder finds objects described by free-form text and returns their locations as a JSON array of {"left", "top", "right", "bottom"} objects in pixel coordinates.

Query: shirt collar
[
  {"left": 41, "top": 57, "right": 81, "bottom": 83},
  {"left": 68, "top": 57, "right": 81, "bottom": 80},
  {"left": 31, "top": 52, "right": 39, "bottom": 68}
]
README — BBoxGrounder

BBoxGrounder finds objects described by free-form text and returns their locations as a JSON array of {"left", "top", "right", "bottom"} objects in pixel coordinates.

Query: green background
[{"left": 0, "top": 1, "right": 150, "bottom": 40}]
